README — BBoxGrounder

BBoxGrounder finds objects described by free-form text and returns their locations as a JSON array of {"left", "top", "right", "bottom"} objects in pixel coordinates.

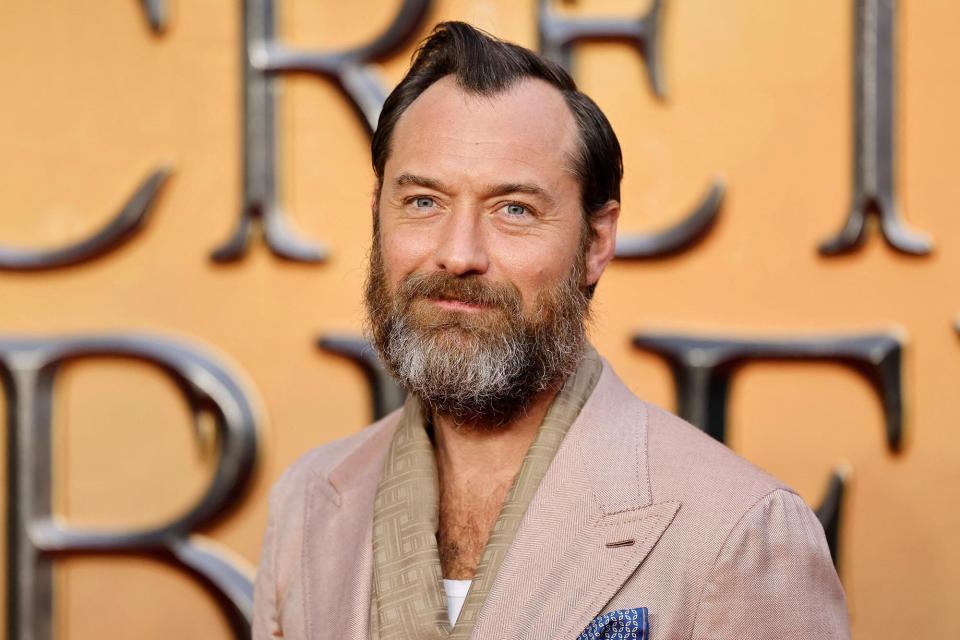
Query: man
[{"left": 254, "top": 22, "right": 849, "bottom": 640}]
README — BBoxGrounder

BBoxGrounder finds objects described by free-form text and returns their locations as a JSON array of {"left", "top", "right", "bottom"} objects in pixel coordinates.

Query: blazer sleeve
[
  {"left": 252, "top": 492, "right": 284, "bottom": 639},
  {"left": 690, "top": 488, "right": 851, "bottom": 640}
]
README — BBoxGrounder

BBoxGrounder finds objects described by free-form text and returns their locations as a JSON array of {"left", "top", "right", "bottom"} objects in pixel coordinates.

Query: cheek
[
  {"left": 492, "top": 241, "right": 576, "bottom": 302},
  {"left": 380, "top": 228, "right": 431, "bottom": 283}
]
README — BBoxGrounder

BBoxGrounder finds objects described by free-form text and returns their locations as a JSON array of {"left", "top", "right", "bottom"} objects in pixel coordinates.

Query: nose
[{"left": 433, "top": 208, "right": 489, "bottom": 276}]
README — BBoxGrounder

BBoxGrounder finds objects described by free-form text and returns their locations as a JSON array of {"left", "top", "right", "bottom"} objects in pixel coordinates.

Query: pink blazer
[{"left": 253, "top": 360, "right": 850, "bottom": 639}]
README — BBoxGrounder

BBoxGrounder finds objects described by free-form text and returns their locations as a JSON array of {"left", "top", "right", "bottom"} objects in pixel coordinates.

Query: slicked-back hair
[{"left": 371, "top": 21, "right": 623, "bottom": 224}]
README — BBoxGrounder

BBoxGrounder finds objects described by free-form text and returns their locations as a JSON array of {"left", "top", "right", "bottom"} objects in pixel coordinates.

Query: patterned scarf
[{"left": 369, "top": 348, "right": 602, "bottom": 640}]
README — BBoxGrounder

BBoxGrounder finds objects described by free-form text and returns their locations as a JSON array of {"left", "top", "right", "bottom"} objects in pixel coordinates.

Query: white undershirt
[{"left": 442, "top": 579, "right": 473, "bottom": 626}]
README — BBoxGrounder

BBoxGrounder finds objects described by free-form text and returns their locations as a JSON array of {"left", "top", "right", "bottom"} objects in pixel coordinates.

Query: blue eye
[
  {"left": 504, "top": 203, "right": 529, "bottom": 217},
  {"left": 414, "top": 196, "right": 435, "bottom": 208}
]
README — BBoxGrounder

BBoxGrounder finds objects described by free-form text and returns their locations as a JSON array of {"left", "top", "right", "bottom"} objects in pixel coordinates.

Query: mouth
[{"left": 428, "top": 296, "right": 491, "bottom": 312}]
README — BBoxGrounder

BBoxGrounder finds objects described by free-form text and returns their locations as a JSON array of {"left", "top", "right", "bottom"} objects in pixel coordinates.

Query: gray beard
[
  {"left": 365, "top": 243, "right": 590, "bottom": 428},
  {"left": 382, "top": 310, "right": 572, "bottom": 427}
]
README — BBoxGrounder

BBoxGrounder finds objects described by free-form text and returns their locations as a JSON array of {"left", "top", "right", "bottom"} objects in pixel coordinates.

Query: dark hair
[{"left": 371, "top": 21, "right": 623, "bottom": 222}]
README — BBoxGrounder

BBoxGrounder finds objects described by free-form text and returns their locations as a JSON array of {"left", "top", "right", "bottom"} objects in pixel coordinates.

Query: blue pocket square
[{"left": 577, "top": 608, "right": 648, "bottom": 639}]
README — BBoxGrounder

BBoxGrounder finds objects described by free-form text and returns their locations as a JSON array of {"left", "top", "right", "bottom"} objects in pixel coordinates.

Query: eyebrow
[
  {"left": 484, "top": 182, "right": 556, "bottom": 207},
  {"left": 393, "top": 173, "right": 555, "bottom": 206},
  {"left": 394, "top": 173, "right": 448, "bottom": 192}
]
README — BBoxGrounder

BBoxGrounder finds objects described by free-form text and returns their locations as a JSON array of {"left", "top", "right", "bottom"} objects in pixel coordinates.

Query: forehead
[{"left": 385, "top": 75, "right": 580, "bottom": 188}]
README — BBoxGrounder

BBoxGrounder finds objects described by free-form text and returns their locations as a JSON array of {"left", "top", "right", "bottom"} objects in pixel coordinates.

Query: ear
[
  {"left": 371, "top": 182, "right": 381, "bottom": 216},
  {"left": 583, "top": 200, "right": 620, "bottom": 287},
  {"left": 371, "top": 183, "right": 382, "bottom": 230}
]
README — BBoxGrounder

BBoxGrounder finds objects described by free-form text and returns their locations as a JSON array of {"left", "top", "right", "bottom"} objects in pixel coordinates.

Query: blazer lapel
[
  {"left": 301, "top": 420, "right": 397, "bottom": 640},
  {"left": 473, "top": 363, "right": 680, "bottom": 640}
]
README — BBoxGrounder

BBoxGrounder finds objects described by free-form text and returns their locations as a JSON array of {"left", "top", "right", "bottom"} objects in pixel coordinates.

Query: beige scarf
[{"left": 369, "top": 348, "right": 602, "bottom": 640}]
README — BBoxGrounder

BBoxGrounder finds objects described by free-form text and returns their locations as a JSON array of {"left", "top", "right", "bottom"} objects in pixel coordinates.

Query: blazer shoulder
[
  {"left": 643, "top": 400, "right": 791, "bottom": 509},
  {"left": 590, "top": 360, "right": 788, "bottom": 508},
  {"left": 268, "top": 409, "right": 402, "bottom": 510}
]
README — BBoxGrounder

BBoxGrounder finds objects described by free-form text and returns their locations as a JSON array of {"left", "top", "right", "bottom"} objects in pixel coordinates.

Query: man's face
[{"left": 366, "top": 76, "right": 617, "bottom": 425}]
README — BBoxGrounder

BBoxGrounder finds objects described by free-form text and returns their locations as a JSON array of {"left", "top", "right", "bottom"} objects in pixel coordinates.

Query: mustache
[{"left": 397, "top": 271, "right": 523, "bottom": 313}]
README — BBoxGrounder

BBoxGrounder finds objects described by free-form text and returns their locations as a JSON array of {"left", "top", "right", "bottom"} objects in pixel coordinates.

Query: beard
[{"left": 364, "top": 235, "right": 591, "bottom": 429}]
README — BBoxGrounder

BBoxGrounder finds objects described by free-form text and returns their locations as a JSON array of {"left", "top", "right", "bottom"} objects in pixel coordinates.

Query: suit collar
[
  {"left": 578, "top": 361, "right": 652, "bottom": 513},
  {"left": 472, "top": 360, "right": 680, "bottom": 639},
  {"left": 302, "top": 415, "right": 400, "bottom": 640}
]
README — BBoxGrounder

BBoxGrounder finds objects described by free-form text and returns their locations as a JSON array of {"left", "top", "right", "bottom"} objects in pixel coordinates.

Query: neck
[
  {"left": 429, "top": 383, "right": 568, "bottom": 579},
  {"left": 431, "top": 385, "right": 560, "bottom": 485}
]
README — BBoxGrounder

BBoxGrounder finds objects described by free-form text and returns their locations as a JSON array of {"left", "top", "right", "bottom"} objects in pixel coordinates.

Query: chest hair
[{"left": 437, "top": 478, "right": 513, "bottom": 579}]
